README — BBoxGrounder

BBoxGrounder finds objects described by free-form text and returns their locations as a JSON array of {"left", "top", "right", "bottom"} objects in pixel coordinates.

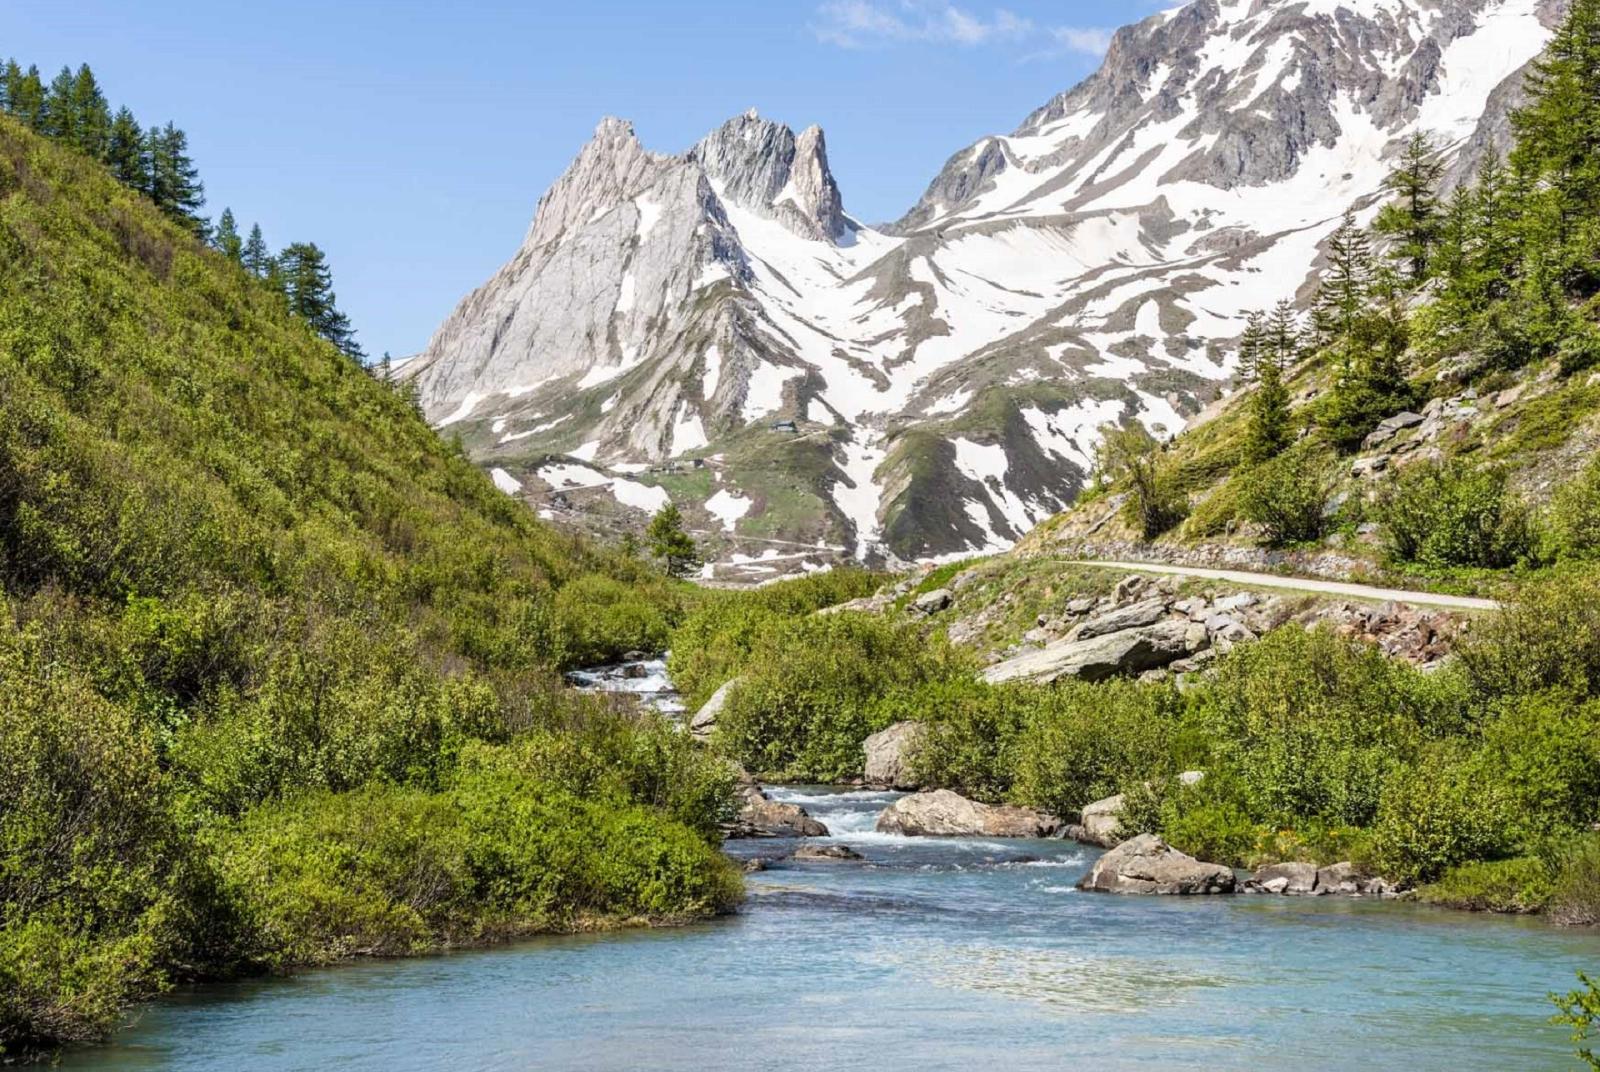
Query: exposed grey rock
[
  {"left": 1250, "top": 861, "right": 1320, "bottom": 895},
  {"left": 1074, "top": 794, "right": 1127, "bottom": 848},
  {"left": 1315, "top": 861, "right": 1363, "bottom": 895},
  {"left": 863, "top": 721, "right": 927, "bottom": 790},
  {"left": 982, "top": 619, "right": 1197, "bottom": 685},
  {"left": 1072, "top": 597, "right": 1172, "bottom": 641},
  {"left": 875, "top": 789, "right": 1061, "bottom": 838},
  {"left": 1066, "top": 597, "right": 1097, "bottom": 616},
  {"left": 731, "top": 796, "right": 829, "bottom": 839},
  {"left": 912, "top": 588, "right": 953, "bottom": 615},
  {"left": 690, "top": 678, "right": 740, "bottom": 741},
  {"left": 793, "top": 843, "right": 864, "bottom": 862},
  {"left": 1077, "top": 834, "right": 1237, "bottom": 896}
]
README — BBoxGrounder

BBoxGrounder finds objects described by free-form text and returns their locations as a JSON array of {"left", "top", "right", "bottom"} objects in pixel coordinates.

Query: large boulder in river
[
  {"left": 1077, "top": 834, "right": 1236, "bottom": 895},
  {"left": 689, "top": 678, "right": 739, "bottom": 741},
  {"left": 863, "top": 721, "right": 926, "bottom": 789},
  {"left": 1071, "top": 793, "right": 1127, "bottom": 848},
  {"left": 730, "top": 795, "right": 828, "bottom": 839},
  {"left": 1249, "top": 861, "right": 1319, "bottom": 895},
  {"left": 982, "top": 620, "right": 1197, "bottom": 685},
  {"left": 875, "top": 789, "right": 1060, "bottom": 838}
]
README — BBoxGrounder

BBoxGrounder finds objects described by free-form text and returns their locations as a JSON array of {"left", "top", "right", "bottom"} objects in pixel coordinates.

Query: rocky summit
[{"left": 403, "top": 0, "right": 1559, "bottom": 578}]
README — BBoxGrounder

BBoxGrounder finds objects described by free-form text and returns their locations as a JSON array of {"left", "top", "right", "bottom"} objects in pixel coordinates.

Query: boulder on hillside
[
  {"left": 982, "top": 619, "right": 1198, "bottom": 685},
  {"left": 690, "top": 677, "right": 740, "bottom": 741},
  {"left": 1071, "top": 597, "right": 1171, "bottom": 641},
  {"left": 875, "top": 789, "right": 1060, "bottom": 838},
  {"left": 912, "top": 588, "right": 952, "bottom": 615},
  {"left": 1077, "top": 834, "right": 1236, "bottom": 895},
  {"left": 863, "top": 721, "right": 927, "bottom": 789}
]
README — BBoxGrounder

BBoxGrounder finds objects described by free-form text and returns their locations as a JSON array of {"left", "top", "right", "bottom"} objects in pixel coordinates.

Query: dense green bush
[
  {"left": 1550, "top": 837, "right": 1600, "bottom": 927},
  {"left": 666, "top": 568, "right": 883, "bottom": 708},
  {"left": 1368, "top": 743, "right": 1511, "bottom": 886},
  {"left": 1377, "top": 458, "right": 1533, "bottom": 569},
  {"left": 714, "top": 612, "right": 970, "bottom": 780},
  {"left": 1459, "top": 569, "right": 1600, "bottom": 700},
  {"left": 1238, "top": 445, "right": 1332, "bottom": 546},
  {"left": 1008, "top": 680, "right": 1182, "bottom": 818},
  {"left": 1548, "top": 454, "right": 1600, "bottom": 561},
  {"left": 1418, "top": 856, "right": 1555, "bottom": 914}
]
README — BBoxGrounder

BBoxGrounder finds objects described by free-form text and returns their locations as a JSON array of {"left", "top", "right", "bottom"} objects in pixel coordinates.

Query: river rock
[
  {"left": 690, "top": 677, "right": 740, "bottom": 741},
  {"left": 1250, "top": 861, "right": 1319, "bottom": 895},
  {"left": 981, "top": 619, "right": 1197, "bottom": 685},
  {"left": 1315, "top": 861, "right": 1362, "bottom": 895},
  {"left": 875, "top": 789, "right": 1060, "bottom": 838},
  {"left": 863, "top": 721, "right": 927, "bottom": 790},
  {"left": 1072, "top": 793, "right": 1127, "bottom": 848},
  {"left": 1071, "top": 597, "right": 1171, "bottom": 641},
  {"left": 1077, "top": 834, "right": 1237, "bottom": 895},
  {"left": 793, "top": 843, "right": 863, "bottom": 862},
  {"left": 731, "top": 796, "right": 829, "bottom": 839}
]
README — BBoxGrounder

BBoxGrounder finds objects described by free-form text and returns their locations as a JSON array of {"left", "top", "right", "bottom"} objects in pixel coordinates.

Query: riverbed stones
[
  {"left": 981, "top": 619, "right": 1197, "bottom": 685},
  {"left": 690, "top": 677, "right": 740, "bottom": 741},
  {"left": 875, "top": 789, "right": 1061, "bottom": 838},
  {"left": 793, "top": 843, "right": 863, "bottom": 862},
  {"left": 1250, "top": 861, "right": 1319, "bottom": 895},
  {"left": 1072, "top": 793, "right": 1127, "bottom": 848},
  {"left": 1077, "top": 834, "right": 1237, "bottom": 896},
  {"left": 730, "top": 795, "right": 829, "bottom": 839},
  {"left": 863, "top": 721, "right": 927, "bottom": 789}
]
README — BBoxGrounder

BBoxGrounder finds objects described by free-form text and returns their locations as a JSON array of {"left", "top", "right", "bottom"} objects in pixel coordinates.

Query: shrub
[
  {"left": 1377, "top": 458, "right": 1533, "bottom": 569},
  {"left": 883, "top": 677, "right": 1027, "bottom": 802},
  {"left": 1459, "top": 569, "right": 1600, "bottom": 701},
  {"left": 1418, "top": 856, "right": 1554, "bottom": 914},
  {"left": 1008, "top": 680, "right": 1182, "bottom": 818},
  {"left": 1239, "top": 445, "right": 1331, "bottom": 547},
  {"left": 1193, "top": 627, "right": 1460, "bottom": 829},
  {"left": 1096, "top": 423, "right": 1187, "bottom": 539},
  {"left": 553, "top": 574, "right": 673, "bottom": 668},
  {"left": 1367, "top": 744, "right": 1511, "bottom": 886},
  {"left": 1548, "top": 455, "right": 1600, "bottom": 561},
  {"left": 713, "top": 613, "right": 967, "bottom": 780},
  {"left": 1549, "top": 837, "right": 1600, "bottom": 927},
  {"left": 1471, "top": 692, "right": 1600, "bottom": 841}
]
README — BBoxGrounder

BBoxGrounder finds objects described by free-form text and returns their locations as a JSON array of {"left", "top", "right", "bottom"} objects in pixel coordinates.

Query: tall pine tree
[
  {"left": 41, "top": 65, "right": 76, "bottom": 143},
  {"left": 68, "top": 64, "right": 111, "bottom": 160},
  {"left": 105, "top": 107, "right": 146, "bottom": 188},
  {"left": 1243, "top": 302, "right": 1297, "bottom": 464},
  {"left": 214, "top": 208, "right": 243, "bottom": 263},
  {"left": 1374, "top": 132, "right": 1445, "bottom": 283},
  {"left": 1313, "top": 210, "right": 1374, "bottom": 356},
  {"left": 242, "top": 223, "right": 271, "bottom": 276},
  {"left": 277, "top": 242, "right": 364, "bottom": 360},
  {"left": 145, "top": 122, "right": 207, "bottom": 237},
  {"left": 4, "top": 63, "right": 46, "bottom": 131}
]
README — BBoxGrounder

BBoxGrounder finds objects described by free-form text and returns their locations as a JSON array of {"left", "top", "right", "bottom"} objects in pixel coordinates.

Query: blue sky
[{"left": 5, "top": 1, "right": 1166, "bottom": 359}]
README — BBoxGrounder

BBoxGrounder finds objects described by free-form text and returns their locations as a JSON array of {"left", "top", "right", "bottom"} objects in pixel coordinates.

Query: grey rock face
[
  {"left": 982, "top": 619, "right": 1198, "bottom": 685},
  {"left": 863, "top": 721, "right": 927, "bottom": 789},
  {"left": 875, "top": 789, "right": 1061, "bottom": 838},
  {"left": 1078, "top": 833, "right": 1236, "bottom": 895},
  {"left": 1072, "top": 597, "right": 1171, "bottom": 640},
  {"left": 1074, "top": 793, "right": 1128, "bottom": 848},
  {"left": 689, "top": 678, "right": 740, "bottom": 741},
  {"left": 732, "top": 795, "right": 829, "bottom": 839}
]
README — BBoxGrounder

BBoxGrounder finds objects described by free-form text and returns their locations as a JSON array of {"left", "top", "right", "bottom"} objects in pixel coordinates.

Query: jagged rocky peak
[
  {"left": 526, "top": 116, "right": 676, "bottom": 249},
  {"left": 692, "top": 108, "right": 849, "bottom": 242}
]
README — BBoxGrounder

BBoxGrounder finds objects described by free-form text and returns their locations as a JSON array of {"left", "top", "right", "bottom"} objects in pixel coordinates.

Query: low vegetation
[{"left": 0, "top": 115, "right": 737, "bottom": 1059}]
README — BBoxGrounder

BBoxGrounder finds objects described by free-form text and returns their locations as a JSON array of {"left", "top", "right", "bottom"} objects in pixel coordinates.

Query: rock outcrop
[
  {"left": 875, "top": 789, "right": 1060, "bottom": 838},
  {"left": 982, "top": 619, "right": 1198, "bottom": 685},
  {"left": 729, "top": 787, "right": 829, "bottom": 839},
  {"left": 1077, "top": 834, "right": 1236, "bottom": 895},
  {"left": 863, "top": 721, "right": 927, "bottom": 790},
  {"left": 689, "top": 678, "right": 739, "bottom": 741}
]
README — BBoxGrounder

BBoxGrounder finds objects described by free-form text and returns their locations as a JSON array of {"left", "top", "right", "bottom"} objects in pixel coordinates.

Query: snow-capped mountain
[{"left": 402, "top": 0, "right": 1561, "bottom": 578}]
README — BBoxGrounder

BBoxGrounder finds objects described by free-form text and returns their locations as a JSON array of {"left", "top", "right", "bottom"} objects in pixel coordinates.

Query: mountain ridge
[{"left": 404, "top": 0, "right": 1562, "bottom": 580}]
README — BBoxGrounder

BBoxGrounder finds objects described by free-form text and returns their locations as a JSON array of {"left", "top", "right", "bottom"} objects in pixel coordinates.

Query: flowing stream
[{"left": 56, "top": 657, "right": 1600, "bottom": 1070}]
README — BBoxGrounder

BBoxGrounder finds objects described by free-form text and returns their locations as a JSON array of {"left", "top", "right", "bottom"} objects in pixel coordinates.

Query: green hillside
[{"left": 0, "top": 114, "right": 738, "bottom": 1060}]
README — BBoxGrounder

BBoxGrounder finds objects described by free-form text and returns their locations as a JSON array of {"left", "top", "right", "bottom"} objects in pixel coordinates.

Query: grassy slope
[{"left": 0, "top": 115, "right": 737, "bottom": 1058}]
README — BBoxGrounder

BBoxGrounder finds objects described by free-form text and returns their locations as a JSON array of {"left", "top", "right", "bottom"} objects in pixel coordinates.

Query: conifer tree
[
  {"left": 1374, "top": 132, "right": 1445, "bottom": 282},
  {"left": 242, "top": 223, "right": 271, "bottom": 276},
  {"left": 106, "top": 107, "right": 146, "bottom": 189},
  {"left": 1236, "top": 309, "right": 1266, "bottom": 383},
  {"left": 145, "top": 122, "right": 206, "bottom": 236},
  {"left": 68, "top": 64, "right": 110, "bottom": 160},
  {"left": 0, "top": 59, "right": 15, "bottom": 113},
  {"left": 41, "top": 65, "right": 76, "bottom": 142},
  {"left": 1244, "top": 302, "right": 1297, "bottom": 463},
  {"left": 646, "top": 503, "right": 701, "bottom": 578},
  {"left": 214, "top": 208, "right": 243, "bottom": 263},
  {"left": 277, "top": 241, "right": 364, "bottom": 359},
  {"left": 1314, "top": 210, "right": 1373, "bottom": 355},
  {"left": 5, "top": 63, "right": 46, "bottom": 130}
]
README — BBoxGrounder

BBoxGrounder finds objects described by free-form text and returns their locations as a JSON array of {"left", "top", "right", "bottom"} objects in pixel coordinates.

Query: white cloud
[{"left": 812, "top": 1, "right": 1110, "bottom": 56}]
